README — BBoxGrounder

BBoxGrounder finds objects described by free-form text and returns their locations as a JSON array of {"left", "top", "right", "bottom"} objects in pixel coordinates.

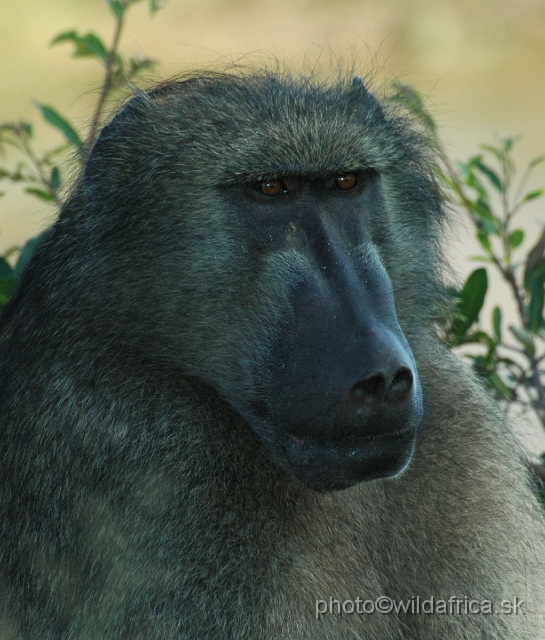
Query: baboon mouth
[{"left": 282, "top": 429, "right": 416, "bottom": 492}]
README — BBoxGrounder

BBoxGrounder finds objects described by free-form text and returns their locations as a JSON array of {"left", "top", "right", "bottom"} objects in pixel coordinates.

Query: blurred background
[{"left": 1, "top": 0, "right": 544, "bottom": 454}]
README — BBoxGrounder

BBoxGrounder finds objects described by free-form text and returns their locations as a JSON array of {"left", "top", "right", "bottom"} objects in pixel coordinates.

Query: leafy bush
[
  {"left": 0, "top": 0, "right": 163, "bottom": 308},
  {"left": 391, "top": 84, "right": 545, "bottom": 435},
  {"left": 441, "top": 139, "right": 545, "bottom": 424}
]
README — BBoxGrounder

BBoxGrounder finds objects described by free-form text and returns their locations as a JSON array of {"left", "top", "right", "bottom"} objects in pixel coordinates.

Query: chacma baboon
[{"left": 0, "top": 71, "right": 544, "bottom": 639}]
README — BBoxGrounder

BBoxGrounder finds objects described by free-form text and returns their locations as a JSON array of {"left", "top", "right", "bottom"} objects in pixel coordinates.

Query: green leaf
[
  {"left": 476, "top": 231, "right": 492, "bottom": 253},
  {"left": 14, "top": 232, "right": 49, "bottom": 277},
  {"left": 480, "top": 144, "right": 503, "bottom": 163},
  {"left": 528, "top": 154, "right": 545, "bottom": 170},
  {"left": 525, "top": 229, "right": 545, "bottom": 280},
  {"left": 107, "top": 0, "right": 126, "bottom": 19},
  {"left": 0, "top": 257, "right": 14, "bottom": 280},
  {"left": 51, "top": 30, "right": 78, "bottom": 46},
  {"left": 50, "top": 167, "right": 61, "bottom": 191},
  {"left": 388, "top": 82, "right": 437, "bottom": 133},
  {"left": 35, "top": 104, "right": 82, "bottom": 149},
  {"left": 79, "top": 33, "right": 108, "bottom": 61},
  {"left": 3, "top": 121, "right": 33, "bottom": 140},
  {"left": 10, "top": 161, "right": 29, "bottom": 182},
  {"left": 476, "top": 161, "right": 503, "bottom": 193},
  {"left": 508, "top": 229, "right": 524, "bottom": 250},
  {"left": 127, "top": 57, "right": 157, "bottom": 78},
  {"left": 487, "top": 371, "right": 514, "bottom": 400},
  {"left": 458, "top": 268, "right": 488, "bottom": 327},
  {"left": 523, "top": 188, "right": 544, "bottom": 202},
  {"left": 504, "top": 136, "right": 517, "bottom": 153},
  {"left": 25, "top": 187, "right": 54, "bottom": 203},
  {"left": 149, "top": 0, "right": 165, "bottom": 14},
  {"left": 51, "top": 31, "right": 108, "bottom": 63},
  {"left": 468, "top": 198, "right": 499, "bottom": 234},
  {"left": 468, "top": 255, "right": 495, "bottom": 263},
  {"left": 509, "top": 326, "right": 535, "bottom": 355},
  {"left": 528, "top": 272, "right": 545, "bottom": 334},
  {"left": 0, "top": 278, "right": 18, "bottom": 299},
  {"left": 492, "top": 306, "right": 502, "bottom": 342},
  {"left": 462, "top": 164, "right": 489, "bottom": 202},
  {"left": 473, "top": 216, "right": 498, "bottom": 236}
]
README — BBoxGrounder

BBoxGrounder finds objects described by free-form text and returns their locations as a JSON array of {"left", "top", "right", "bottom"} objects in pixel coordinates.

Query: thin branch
[
  {"left": 85, "top": 12, "right": 125, "bottom": 157},
  {"left": 19, "top": 131, "right": 61, "bottom": 206}
]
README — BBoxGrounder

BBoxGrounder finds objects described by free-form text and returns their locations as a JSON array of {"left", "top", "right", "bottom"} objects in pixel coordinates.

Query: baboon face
[
  {"left": 83, "top": 75, "right": 429, "bottom": 492},
  {"left": 224, "top": 171, "right": 423, "bottom": 491}
]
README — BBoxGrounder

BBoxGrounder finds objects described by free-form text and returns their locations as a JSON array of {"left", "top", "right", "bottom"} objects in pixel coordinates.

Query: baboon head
[{"left": 79, "top": 73, "right": 440, "bottom": 491}]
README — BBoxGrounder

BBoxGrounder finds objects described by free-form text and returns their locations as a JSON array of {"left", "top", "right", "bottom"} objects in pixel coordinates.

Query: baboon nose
[{"left": 349, "top": 367, "right": 413, "bottom": 406}]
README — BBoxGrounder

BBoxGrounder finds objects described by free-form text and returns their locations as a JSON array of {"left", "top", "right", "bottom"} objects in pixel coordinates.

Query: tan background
[{"left": 1, "top": 0, "right": 545, "bottom": 455}]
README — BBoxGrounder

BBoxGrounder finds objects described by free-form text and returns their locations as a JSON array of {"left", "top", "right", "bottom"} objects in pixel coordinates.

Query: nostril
[
  {"left": 387, "top": 368, "right": 413, "bottom": 401},
  {"left": 350, "top": 374, "right": 387, "bottom": 405},
  {"left": 349, "top": 368, "right": 414, "bottom": 407}
]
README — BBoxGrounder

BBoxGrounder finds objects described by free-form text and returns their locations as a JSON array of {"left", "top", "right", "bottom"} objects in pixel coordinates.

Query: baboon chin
[{"left": 0, "top": 70, "right": 544, "bottom": 639}]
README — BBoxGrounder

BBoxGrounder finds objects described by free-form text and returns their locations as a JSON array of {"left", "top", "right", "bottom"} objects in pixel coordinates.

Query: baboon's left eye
[
  {"left": 255, "top": 179, "right": 285, "bottom": 196},
  {"left": 335, "top": 173, "right": 358, "bottom": 190}
]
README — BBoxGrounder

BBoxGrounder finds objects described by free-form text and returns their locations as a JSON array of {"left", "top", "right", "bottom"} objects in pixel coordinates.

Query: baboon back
[{"left": 0, "top": 72, "right": 544, "bottom": 639}]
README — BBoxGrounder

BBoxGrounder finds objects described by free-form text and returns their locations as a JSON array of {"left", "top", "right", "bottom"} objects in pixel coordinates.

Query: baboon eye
[
  {"left": 335, "top": 173, "right": 358, "bottom": 190},
  {"left": 258, "top": 179, "right": 284, "bottom": 196}
]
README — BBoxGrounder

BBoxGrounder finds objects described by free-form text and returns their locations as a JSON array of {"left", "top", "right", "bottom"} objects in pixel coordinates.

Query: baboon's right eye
[
  {"left": 334, "top": 173, "right": 358, "bottom": 190},
  {"left": 256, "top": 179, "right": 285, "bottom": 196}
]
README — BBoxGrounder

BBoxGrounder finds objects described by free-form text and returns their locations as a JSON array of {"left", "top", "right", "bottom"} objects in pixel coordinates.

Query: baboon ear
[
  {"left": 83, "top": 95, "right": 148, "bottom": 191},
  {"left": 351, "top": 76, "right": 384, "bottom": 119}
]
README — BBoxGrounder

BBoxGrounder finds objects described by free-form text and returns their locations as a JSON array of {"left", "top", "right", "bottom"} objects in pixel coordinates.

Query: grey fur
[{"left": 0, "top": 71, "right": 544, "bottom": 639}]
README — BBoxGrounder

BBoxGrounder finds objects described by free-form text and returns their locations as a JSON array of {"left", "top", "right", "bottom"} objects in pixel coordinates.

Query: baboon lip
[
  {"left": 285, "top": 425, "right": 414, "bottom": 446},
  {"left": 282, "top": 428, "right": 416, "bottom": 492}
]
